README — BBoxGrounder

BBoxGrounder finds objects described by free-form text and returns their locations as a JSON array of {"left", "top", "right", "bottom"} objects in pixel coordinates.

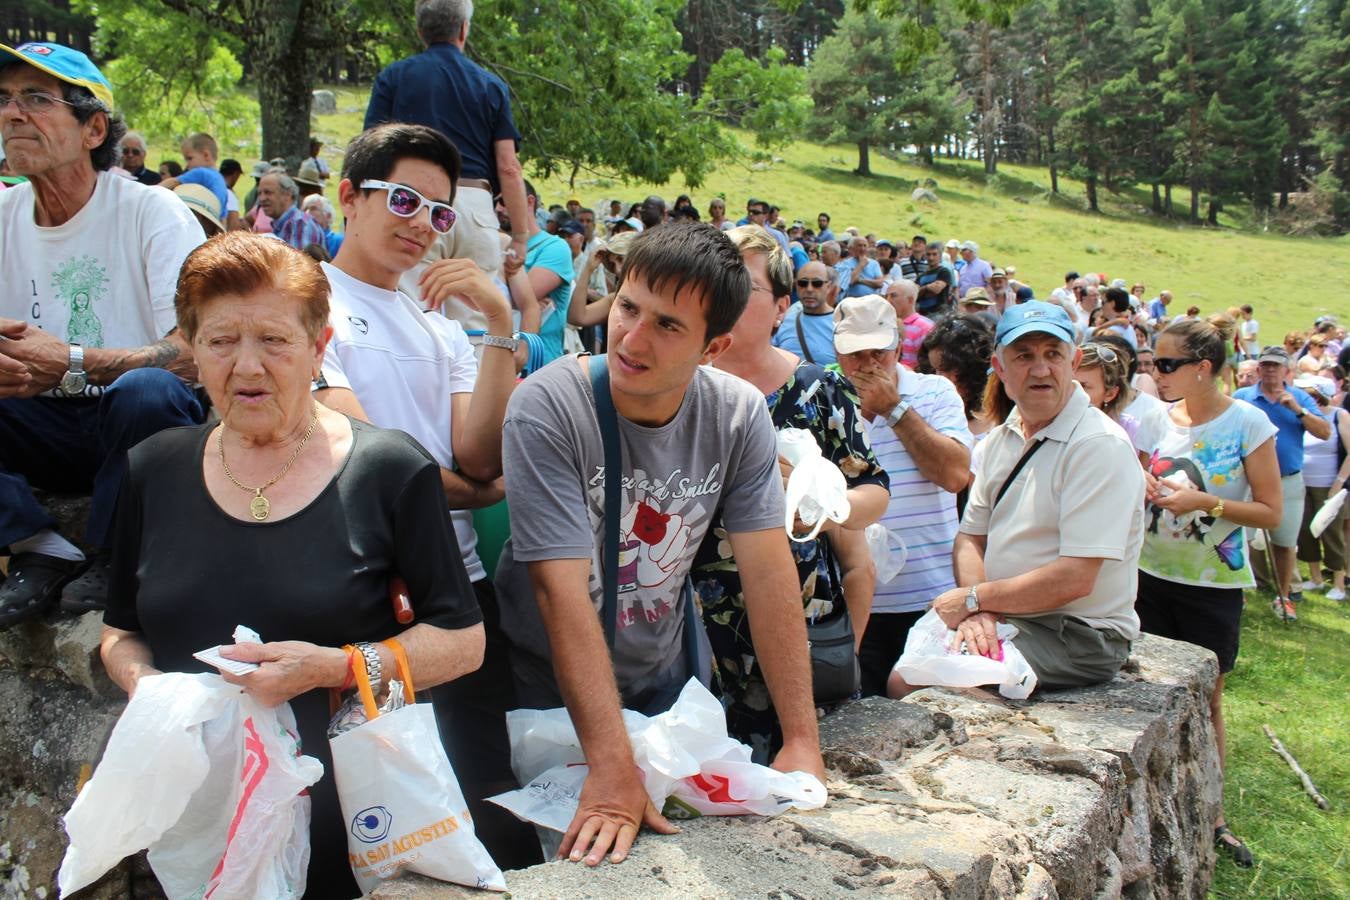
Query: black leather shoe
[{"left": 0, "top": 553, "right": 87, "bottom": 628}]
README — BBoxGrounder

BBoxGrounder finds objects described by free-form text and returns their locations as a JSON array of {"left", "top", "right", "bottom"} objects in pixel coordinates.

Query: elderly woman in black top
[{"left": 100, "top": 232, "right": 485, "bottom": 899}]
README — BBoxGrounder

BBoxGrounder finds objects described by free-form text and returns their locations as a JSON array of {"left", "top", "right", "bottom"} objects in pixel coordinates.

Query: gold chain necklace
[{"left": 218, "top": 405, "right": 319, "bottom": 521}]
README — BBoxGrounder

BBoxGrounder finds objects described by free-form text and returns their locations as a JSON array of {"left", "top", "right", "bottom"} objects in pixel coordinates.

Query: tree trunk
[
  {"left": 1189, "top": 178, "right": 1200, "bottom": 223},
  {"left": 1047, "top": 126, "right": 1058, "bottom": 193},
  {"left": 980, "top": 23, "right": 997, "bottom": 175},
  {"left": 1164, "top": 181, "right": 1173, "bottom": 217},
  {"left": 1151, "top": 183, "right": 1161, "bottom": 214},
  {"left": 1085, "top": 174, "right": 1099, "bottom": 213},
  {"left": 243, "top": 0, "right": 327, "bottom": 163},
  {"left": 856, "top": 139, "right": 871, "bottom": 177},
  {"left": 921, "top": 144, "right": 933, "bottom": 165},
  {"left": 1207, "top": 199, "right": 1221, "bottom": 226}
]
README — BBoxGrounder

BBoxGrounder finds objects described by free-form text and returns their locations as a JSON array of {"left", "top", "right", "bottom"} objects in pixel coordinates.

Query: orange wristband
[{"left": 339, "top": 648, "right": 357, "bottom": 692}]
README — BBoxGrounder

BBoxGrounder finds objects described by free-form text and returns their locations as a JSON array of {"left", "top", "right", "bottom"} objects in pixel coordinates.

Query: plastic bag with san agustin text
[
  {"left": 487, "top": 679, "right": 827, "bottom": 831},
  {"left": 777, "top": 427, "right": 852, "bottom": 543},
  {"left": 59, "top": 626, "right": 322, "bottom": 900},
  {"left": 892, "top": 608, "right": 1038, "bottom": 700}
]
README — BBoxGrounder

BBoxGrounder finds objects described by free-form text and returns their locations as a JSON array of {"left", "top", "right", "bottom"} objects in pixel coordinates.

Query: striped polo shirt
[{"left": 866, "top": 366, "right": 973, "bottom": 613}]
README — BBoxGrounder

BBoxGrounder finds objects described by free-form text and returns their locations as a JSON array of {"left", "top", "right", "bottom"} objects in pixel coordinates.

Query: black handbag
[
  {"left": 807, "top": 604, "right": 860, "bottom": 704},
  {"left": 806, "top": 535, "right": 860, "bottom": 704}
]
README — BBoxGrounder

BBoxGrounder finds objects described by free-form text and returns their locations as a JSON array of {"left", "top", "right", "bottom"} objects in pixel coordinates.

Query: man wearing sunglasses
[
  {"left": 916, "top": 242, "right": 954, "bottom": 316},
  {"left": 311, "top": 122, "right": 533, "bottom": 866},
  {"left": 117, "top": 131, "right": 159, "bottom": 185},
  {"left": 0, "top": 42, "right": 207, "bottom": 622},
  {"left": 1234, "top": 346, "right": 1331, "bottom": 611},
  {"left": 771, "top": 260, "right": 839, "bottom": 365}
]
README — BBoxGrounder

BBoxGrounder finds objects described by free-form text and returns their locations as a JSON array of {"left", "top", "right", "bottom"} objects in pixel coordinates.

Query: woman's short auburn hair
[{"left": 175, "top": 232, "right": 330, "bottom": 341}]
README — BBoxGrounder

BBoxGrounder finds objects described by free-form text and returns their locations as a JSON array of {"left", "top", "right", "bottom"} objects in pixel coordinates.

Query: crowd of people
[{"left": 2, "top": 3, "right": 1346, "bottom": 895}]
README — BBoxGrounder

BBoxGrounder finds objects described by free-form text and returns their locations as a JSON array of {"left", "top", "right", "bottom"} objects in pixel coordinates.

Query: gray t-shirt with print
[{"left": 495, "top": 357, "right": 785, "bottom": 696}]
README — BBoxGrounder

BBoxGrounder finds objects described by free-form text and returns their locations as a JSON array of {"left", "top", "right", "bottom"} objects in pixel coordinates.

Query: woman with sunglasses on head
[
  {"left": 1135, "top": 313, "right": 1282, "bottom": 871},
  {"left": 1074, "top": 342, "right": 1154, "bottom": 467},
  {"left": 692, "top": 225, "right": 889, "bottom": 757}
]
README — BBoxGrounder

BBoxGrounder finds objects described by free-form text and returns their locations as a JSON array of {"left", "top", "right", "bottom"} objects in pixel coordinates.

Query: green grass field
[
  {"left": 135, "top": 86, "right": 1349, "bottom": 896},
  {"left": 1212, "top": 583, "right": 1349, "bottom": 898},
  {"left": 139, "top": 84, "right": 1350, "bottom": 344}
]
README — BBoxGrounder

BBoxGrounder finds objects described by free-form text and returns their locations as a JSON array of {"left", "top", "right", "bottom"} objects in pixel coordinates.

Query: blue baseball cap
[
  {"left": 0, "top": 42, "right": 114, "bottom": 112},
  {"left": 995, "top": 300, "right": 1076, "bottom": 347}
]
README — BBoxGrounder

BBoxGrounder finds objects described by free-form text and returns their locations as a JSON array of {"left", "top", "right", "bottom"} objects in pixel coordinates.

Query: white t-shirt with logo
[
  {"left": 317, "top": 262, "right": 485, "bottom": 580},
  {"left": 0, "top": 171, "right": 203, "bottom": 368}
]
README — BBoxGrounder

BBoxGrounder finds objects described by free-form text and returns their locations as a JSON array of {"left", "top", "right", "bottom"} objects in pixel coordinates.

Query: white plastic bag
[
  {"left": 1310, "top": 486, "right": 1348, "bottom": 538},
  {"left": 865, "top": 523, "right": 908, "bottom": 584},
  {"left": 330, "top": 646, "right": 505, "bottom": 893},
  {"left": 60, "top": 626, "right": 322, "bottom": 900},
  {"left": 488, "top": 679, "right": 826, "bottom": 830},
  {"left": 892, "top": 608, "right": 1038, "bottom": 700},
  {"left": 777, "top": 428, "right": 851, "bottom": 542}
]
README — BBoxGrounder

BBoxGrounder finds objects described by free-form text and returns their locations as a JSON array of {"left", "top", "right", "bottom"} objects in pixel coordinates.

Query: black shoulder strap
[
  {"left": 993, "top": 438, "right": 1045, "bottom": 510},
  {"left": 588, "top": 354, "right": 621, "bottom": 650},
  {"left": 794, "top": 309, "right": 815, "bottom": 364}
]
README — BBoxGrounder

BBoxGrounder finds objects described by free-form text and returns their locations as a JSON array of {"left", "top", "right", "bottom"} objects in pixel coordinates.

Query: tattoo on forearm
[{"left": 142, "top": 340, "right": 181, "bottom": 368}]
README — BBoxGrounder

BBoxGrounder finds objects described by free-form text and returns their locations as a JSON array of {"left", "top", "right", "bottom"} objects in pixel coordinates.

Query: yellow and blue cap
[{"left": 0, "top": 42, "right": 114, "bottom": 112}]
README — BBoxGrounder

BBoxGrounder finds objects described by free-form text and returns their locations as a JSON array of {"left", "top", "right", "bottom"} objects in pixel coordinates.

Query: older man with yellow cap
[{"left": 0, "top": 42, "right": 205, "bottom": 624}]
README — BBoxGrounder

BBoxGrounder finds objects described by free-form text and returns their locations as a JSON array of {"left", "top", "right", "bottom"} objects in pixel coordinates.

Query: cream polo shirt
[{"left": 960, "top": 385, "right": 1144, "bottom": 639}]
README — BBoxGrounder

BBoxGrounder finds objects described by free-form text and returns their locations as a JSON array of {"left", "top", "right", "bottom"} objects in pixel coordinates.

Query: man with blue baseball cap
[
  {"left": 0, "top": 42, "right": 206, "bottom": 625},
  {"left": 888, "top": 300, "right": 1146, "bottom": 696}
]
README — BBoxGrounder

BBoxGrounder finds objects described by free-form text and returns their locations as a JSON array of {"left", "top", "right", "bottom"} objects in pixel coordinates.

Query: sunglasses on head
[
  {"left": 360, "top": 179, "right": 456, "bottom": 233},
  {"left": 796, "top": 278, "right": 827, "bottom": 288},
  {"left": 1153, "top": 356, "right": 1203, "bottom": 374},
  {"left": 1081, "top": 342, "right": 1118, "bottom": 363}
]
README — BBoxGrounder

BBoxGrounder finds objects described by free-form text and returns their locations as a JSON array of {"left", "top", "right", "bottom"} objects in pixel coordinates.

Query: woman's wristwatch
[
  {"left": 354, "top": 641, "right": 382, "bottom": 688},
  {"left": 1208, "top": 497, "right": 1225, "bottom": 519}
]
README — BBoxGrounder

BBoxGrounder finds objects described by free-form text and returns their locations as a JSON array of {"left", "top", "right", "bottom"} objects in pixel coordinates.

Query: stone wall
[
  {"left": 375, "top": 634, "right": 1222, "bottom": 900},
  {"left": 0, "top": 608, "right": 1220, "bottom": 899}
]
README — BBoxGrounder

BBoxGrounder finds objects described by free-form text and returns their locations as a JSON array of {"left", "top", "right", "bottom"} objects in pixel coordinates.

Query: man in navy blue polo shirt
[
  {"left": 365, "top": 0, "right": 530, "bottom": 330},
  {"left": 1235, "top": 346, "right": 1332, "bottom": 612}
]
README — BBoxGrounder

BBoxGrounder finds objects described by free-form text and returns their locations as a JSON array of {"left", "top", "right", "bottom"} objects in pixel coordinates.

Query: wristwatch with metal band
[
  {"left": 480, "top": 333, "right": 520, "bottom": 352},
  {"left": 354, "top": 641, "right": 382, "bottom": 689},
  {"left": 59, "top": 343, "right": 86, "bottom": 395},
  {"left": 885, "top": 398, "right": 911, "bottom": 427},
  {"left": 965, "top": 584, "right": 980, "bottom": 613}
]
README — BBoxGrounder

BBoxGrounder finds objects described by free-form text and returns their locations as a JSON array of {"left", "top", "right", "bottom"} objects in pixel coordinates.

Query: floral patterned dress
[{"left": 691, "top": 362, "right": 888, "bottom": 759}]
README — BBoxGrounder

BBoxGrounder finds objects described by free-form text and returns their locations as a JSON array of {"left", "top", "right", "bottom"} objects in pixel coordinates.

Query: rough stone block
[{"left": 819, "top": 695, "right": 940, "bottom": 775}]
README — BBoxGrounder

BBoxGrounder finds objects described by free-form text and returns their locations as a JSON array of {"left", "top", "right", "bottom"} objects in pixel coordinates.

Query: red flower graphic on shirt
[{"left": 632, "top": 501, "right": 671, "bottom": 544}]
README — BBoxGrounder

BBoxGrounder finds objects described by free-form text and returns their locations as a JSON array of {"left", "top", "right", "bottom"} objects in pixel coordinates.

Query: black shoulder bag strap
[
  {"left": 993, "top": 438, "right": 1045, "bottom": 510},
  {"left": 587, "top": 354, "right": 621, "bottom": 650},
  {"left": 794, "top": 310, "right": 816, "bottom": 364}
]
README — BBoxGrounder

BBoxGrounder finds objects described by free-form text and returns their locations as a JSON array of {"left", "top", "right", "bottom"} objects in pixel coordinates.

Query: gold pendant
[{"left": 250, "top": 494, "right": 271, "bottom": 521}]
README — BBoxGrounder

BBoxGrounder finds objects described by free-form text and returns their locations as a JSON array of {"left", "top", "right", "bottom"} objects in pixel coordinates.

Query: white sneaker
[
  {"left": 1301, "top": 579, "right": 1322, "bottom": 591},
  {"left": 1327, "top": 588, "right": 1346, "bottom": 601}
]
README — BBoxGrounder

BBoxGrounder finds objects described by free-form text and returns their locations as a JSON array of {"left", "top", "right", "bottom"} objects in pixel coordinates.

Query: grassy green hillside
[{"left": 137, "top": 83, "right": 1349, "bottom": 341}]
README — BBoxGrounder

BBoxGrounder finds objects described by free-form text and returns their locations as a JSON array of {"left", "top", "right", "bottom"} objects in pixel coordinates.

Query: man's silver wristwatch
[
  {"left": 885, "top": 398, "right": 911, "bottom": 427},
  {"left": 354, "top": 641, "right": 382, "bottom": 689},
  {"left": 965, "top": 585, "right": 980, "bottom": 613},
  {"left": 59, "top": 343, "right": 87, "bottom": 395},
  {"left": 480, "top": 333, "right": 520, "bottom": 352}
]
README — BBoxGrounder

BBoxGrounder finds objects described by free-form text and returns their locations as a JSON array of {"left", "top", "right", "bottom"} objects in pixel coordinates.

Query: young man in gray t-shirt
[{"left": 495, "top": 222, "right": 824, "bottom": 867}]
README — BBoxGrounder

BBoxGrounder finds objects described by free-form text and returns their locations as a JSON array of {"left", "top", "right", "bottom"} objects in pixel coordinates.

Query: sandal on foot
[
  {"left": 61, "top": 552, "right": 111, "bottom": 613},
  {"left": 1215, "top": 825, "right": 1254, "bottom": 868},
  {"left": 0, "top": 553, "right": 87, "bottom": 629}
]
